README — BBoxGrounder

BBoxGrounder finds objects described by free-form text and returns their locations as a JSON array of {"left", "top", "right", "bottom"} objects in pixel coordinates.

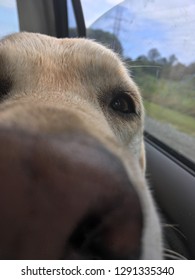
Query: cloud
[
  {"left": 82, "top": 0, "right": 121, "bottom": 27},
  {"left": 0, "top": 0, "right": 17, "bottom": 8},
  {"left": 89, "top": 0, "right": 195, "bottom": 64},
  {"left": 107, "top": 0, "right": 122, "bottom": 4}
]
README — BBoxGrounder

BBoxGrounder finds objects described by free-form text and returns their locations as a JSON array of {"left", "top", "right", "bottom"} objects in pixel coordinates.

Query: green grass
[
  {"left": 144, "top": 100, "right": 195, "bottom": 136},
  {"left": 133, "top": 72, "right": 195, "bottom": 118}
]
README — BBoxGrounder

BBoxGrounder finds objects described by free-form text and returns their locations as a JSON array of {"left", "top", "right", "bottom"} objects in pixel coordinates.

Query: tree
[
  {"left": 168, "top": 54, "right": 177, "bottom": 65},
  {"left": 147, "top": 48, "right": 161, "bottom": 62},
  {"left": 69, "top": 28, "right": 123, "bottom": 55},
  {"left": 136, "top": 55, "right": 149, "bottom": 63},
  {"left": 157, "top": 57, "right": 168, "bottom": 65},
  {"left": 186, "top": 62, "right": 195, "bottom": 75},
  {"left": 169, "top": 63, "right": 186, "bottom": 80},
  {"left": 87, "top": 28, "right": 123, "bottom": 55}
]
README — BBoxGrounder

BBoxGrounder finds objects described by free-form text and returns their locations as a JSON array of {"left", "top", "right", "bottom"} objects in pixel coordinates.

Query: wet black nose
[{"left": 0, "top": 128, "right": 143, "bottom": 259}]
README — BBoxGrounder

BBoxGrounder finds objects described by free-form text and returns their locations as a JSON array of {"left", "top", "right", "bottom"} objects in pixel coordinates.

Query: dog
[{"left": 0, "top": 32, "right": 162, "bottom": 259}]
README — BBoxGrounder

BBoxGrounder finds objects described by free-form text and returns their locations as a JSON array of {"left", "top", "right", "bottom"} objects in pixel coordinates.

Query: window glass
[
  {"left": 86, "top": 0, "right": 195, "bottom": 164},
  {"left": 67, "top": 0, "right": 78, "bottom": 37},
  {"left": 0, "top": 0, "right": 19, "bottom": 38},
  {"left": 81, "top": 0, "right": 122, "bottom": 27}
]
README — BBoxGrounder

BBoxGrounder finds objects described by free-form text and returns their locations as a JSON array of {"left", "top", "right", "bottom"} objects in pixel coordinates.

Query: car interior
[{"left": 1, "top": 0, "right": 195, "bottom": 259}]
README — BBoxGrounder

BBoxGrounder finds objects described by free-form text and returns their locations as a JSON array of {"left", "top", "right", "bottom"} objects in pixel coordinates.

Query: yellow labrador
[{"left": 0, "top": 32, "right": 162, "bottom": 259}]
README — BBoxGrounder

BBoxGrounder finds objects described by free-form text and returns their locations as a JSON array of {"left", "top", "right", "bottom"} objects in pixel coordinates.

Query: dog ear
[{"left": 139, "top": 140, "right": 146, "bottom": 173}]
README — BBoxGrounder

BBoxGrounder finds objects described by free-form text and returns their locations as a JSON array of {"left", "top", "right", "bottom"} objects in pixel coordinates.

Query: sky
[
  {"left": 81, "top": 0, "right": 122, "bottom": 27},
  {"left": 0, "top": 0, "right": 19, "bottom": 37},
  {"left": 89, "top": 0, "right": 195, "bottom": 65},
  {"left": 0, "top": 0, "right": 194, "bottom": 65},
  {"left": 0, "top": 0, "right": 121, "bottom": 37}
]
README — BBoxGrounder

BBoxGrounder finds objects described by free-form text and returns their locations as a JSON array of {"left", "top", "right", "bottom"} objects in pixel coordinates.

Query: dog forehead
[
  {"left": 1, "top": 32, "right": 135, "bottom": 94},
  {"left": 1, "top": 32, "right": 124, "bottom": 73}
]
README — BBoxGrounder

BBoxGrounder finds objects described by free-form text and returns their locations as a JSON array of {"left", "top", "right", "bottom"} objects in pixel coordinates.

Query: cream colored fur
[{"left": 0, "top": 32, "right": 163, "bottom": 259}]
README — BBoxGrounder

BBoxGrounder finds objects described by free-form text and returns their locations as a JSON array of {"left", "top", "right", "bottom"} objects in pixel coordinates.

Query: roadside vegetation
[
  {"left": 143, "top": 101, "right": 195, "bottom": 136},
  {"left": 124, "top": 49, "right": 195, "bottom": 135}
]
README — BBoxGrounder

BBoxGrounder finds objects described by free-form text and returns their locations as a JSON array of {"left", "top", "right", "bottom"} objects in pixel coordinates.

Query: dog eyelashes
[
  {"left": 0, "top": 78, "right": 12, "bottom": 100},
  {"left": 110, "top": 93, "right": 136, "bottom": 115}
]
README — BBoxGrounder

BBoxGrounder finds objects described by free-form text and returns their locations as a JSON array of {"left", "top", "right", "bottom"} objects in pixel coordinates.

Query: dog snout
[{"left": 0, "top": 128, "right": 143, "bottom": 259}]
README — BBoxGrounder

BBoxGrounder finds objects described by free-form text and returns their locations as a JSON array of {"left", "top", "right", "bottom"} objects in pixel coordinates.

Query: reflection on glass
[{"left": 88, "top": 0, "right": 195, "bottom": 163}]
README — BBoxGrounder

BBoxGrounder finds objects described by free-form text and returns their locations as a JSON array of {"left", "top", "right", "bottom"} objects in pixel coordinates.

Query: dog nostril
[
  {"left": 66, "top": 214, "right": 115, "bottom": 260},
  {"left": 67, "top": 214, "right": 103, "bottom": 259},
  {"left": 65, "top": 185, "right": 143, "bottom": 260},
  {"left": 69, "top": 215, "right": 101, "bottom": 250},
  {"left": 65, "top": 202, "right": 142, "bottom": 260},
  {"left": 0, "top": 129, "right": 143, "bottom": 259}
]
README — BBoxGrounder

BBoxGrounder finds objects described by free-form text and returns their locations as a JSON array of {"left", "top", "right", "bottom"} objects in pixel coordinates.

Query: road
[{"left": 145, "top": 116, "right": 195, "bottom": 164}]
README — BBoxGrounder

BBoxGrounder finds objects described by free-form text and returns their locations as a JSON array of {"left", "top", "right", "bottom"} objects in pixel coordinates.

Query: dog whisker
[
  {"left": 163, "top": 248, "right": 187, "bottom": 260},
  {"left": 163, "top": 223, "right": 187, "bottom": 239}
]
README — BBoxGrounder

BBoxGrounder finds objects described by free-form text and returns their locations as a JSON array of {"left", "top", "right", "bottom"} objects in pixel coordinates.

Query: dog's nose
[{"left": 0, "top": 129, "right": 143, "bottom": 259}]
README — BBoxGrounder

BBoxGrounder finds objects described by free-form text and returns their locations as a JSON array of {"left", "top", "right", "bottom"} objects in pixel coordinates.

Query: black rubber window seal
[{"left": 144, "top": 131, "right": 195, "bottom": 176}]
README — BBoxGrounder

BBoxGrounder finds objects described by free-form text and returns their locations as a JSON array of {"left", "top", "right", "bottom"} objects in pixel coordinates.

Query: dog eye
[{"left": 110, "top": 93, "right": 136, "bottom": 114}]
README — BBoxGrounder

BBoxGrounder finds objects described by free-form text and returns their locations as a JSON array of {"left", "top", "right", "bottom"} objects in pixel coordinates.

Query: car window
[
  {"left": 81, "top": 0, "right": 122, "bottom": 27},
  {"left": 0, "top": 0, "right": 19, "bottom": 38},
  {"left": 0, "top": 0, "right": 194, "bottom": 166},
  {"left": 67, "top": 0, "right": 78, "bottom": 36},
  {"left": 83, "top": 0, "right": 195, "bottom": 165}
]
